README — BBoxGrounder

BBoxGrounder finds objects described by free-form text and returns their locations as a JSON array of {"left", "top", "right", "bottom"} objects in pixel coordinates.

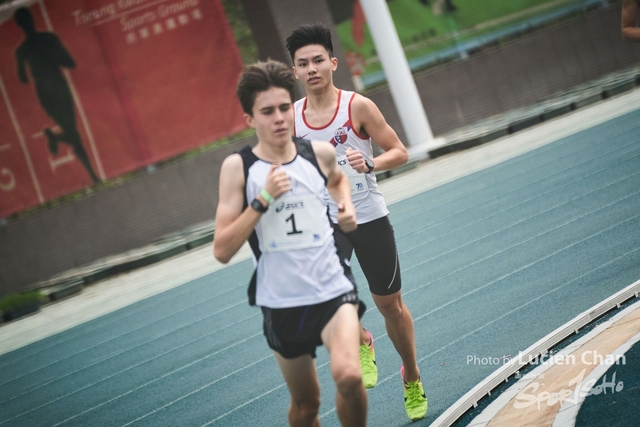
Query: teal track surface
[
  {"left": 2, "top": 110, "right": 640, "bottom": 426},
  {"left": 576, "top": 342, "right": 640, "bottom": 427}
]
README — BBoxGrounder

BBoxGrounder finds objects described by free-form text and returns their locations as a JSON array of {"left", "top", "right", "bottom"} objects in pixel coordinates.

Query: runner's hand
[
  {"left": 346, "top": 147, "right": 367, "bottom": 173},
  {"left": 264, "top": 163, "right": 290, "bottom": 199},
  {"left": 337, "top": 200, "right": 357, "bottom": 233}
]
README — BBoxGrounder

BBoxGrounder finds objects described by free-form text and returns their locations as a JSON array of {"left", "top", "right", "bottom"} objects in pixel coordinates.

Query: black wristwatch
[
  {"left": 250, "top": 198, "right": 268, "bottom": 213},
  {"left": 365, "top": 159, "right": 375, "bottom": 174}
]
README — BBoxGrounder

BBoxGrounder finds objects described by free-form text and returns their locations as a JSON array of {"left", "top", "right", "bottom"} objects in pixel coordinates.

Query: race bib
[
  {"left": 260, "top": 194, "right": 328, "bottom": 252},
  {"left": 337, "top": 155, "right": 368, "bottom": 195}
]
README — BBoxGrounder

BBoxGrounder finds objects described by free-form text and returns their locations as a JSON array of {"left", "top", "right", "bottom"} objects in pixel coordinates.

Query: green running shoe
[
  {"left": 401, "top": 365, "right": 428, "bottom": 421},
  {"left": 359, "top": 329, "right": 378, "bottom": 389}
]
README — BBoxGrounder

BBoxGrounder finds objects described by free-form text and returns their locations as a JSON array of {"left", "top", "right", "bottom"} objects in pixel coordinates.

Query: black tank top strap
[
  {"left": 233, "top": 145, "right": 261, "bottom": 306},
  {"left": 293, "top": 137, "right": 328, "bottom": 185}
]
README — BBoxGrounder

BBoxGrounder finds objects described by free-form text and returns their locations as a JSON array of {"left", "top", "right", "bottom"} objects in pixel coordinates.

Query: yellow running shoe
[
  {"left": 401, "top": 365, "right": 428, "bottom": 421},
  {"left": 359, "top": 329, "right": 378, "bottom": 389}
]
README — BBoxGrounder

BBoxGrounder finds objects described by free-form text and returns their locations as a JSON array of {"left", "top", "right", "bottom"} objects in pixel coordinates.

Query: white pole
[{"left": 359, "top": 0, "right": 440, "bottom": 158}]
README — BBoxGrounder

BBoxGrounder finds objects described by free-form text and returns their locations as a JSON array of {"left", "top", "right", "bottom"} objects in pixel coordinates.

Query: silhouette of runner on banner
[{"left": 14, "top": 7, "right": 100, "bottom": 184}]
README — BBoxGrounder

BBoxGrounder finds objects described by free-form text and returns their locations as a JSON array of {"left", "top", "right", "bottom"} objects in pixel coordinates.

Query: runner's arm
[
  {"left": 622, "top": 0, "right": 640, "bottom": 42},
  {"left": 313, "top": 141, "right": 357, "bottom": 232},
  {"left": 213, "top": 154, "right": 265, "bottom": 263},
  {"left": 350, "top": 94, "right": 408, "bottom": 173}
]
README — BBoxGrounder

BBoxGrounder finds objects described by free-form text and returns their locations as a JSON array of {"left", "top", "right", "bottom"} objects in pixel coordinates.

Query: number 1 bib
[{"left": 260, "top": 194, "right": 328, "bottom": 252}]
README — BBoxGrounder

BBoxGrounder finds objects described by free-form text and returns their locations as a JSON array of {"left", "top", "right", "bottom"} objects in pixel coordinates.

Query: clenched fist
[
  {"left": 346, "top": 147, "right": 367, "bottom": 174},
  {"left": 264, "top": 163, "right": 291, "bottom": 199},
  {"left": 336, "top": 200, "right": 357, "bottom": 233}
]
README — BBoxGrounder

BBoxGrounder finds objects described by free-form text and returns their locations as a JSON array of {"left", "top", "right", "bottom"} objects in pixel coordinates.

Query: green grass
[
  {"left": 222, "top": 0, "right": 259, "bottom": 64},
  {"left": 0, "top": 291, "right": 43, "bottom": 314},
  {"left": 336, "top": 0, "right": 586, "bottom": 76}
]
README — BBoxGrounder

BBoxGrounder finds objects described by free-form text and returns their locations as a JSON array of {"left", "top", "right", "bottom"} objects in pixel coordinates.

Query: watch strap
[{"left": 250, "top": 198, "right": 268, "bottom": 213}]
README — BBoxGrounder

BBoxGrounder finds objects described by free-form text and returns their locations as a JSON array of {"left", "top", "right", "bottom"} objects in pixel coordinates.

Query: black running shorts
[
  {"left": 332, "top": 215, "right": 401, "bottom": 296},
  {"left": 261, "top": 290, "right": 364, "bottom": 359}
]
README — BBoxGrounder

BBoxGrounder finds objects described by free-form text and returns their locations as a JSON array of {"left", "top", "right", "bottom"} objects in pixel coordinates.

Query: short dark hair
[
  {"left": 236, "top": 60, "right": 296, "bottom": 115},
  {"left": 286, "top": 23, "right": 334, "bottom": 61}
]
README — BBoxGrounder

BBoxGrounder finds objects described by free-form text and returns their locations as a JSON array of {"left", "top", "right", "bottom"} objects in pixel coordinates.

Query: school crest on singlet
[{"left": 332, "top": 127, "right": 348, "bottom": 146}]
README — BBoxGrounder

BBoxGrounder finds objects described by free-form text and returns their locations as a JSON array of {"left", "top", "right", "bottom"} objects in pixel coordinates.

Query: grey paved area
[{"left": 1, "top": 87, "right": 640, "bottom": 426}]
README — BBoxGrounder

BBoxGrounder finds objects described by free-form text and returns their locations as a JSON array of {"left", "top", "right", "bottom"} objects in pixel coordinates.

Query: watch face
[
  {"left": 251, "top": 198, "right": 268, "bottom": 213},
  {"left": 366, "top": 160, "right": 374, "bottom": 172}
]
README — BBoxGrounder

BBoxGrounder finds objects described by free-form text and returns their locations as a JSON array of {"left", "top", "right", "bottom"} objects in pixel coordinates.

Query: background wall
[{"left": 2, "top": 2, "right": 639, "bottom": 297}]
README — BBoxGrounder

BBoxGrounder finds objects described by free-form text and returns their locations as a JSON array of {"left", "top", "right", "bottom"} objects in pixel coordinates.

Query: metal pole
[{"left": 360, "top": 0, "right": 440, "bottom": 158}]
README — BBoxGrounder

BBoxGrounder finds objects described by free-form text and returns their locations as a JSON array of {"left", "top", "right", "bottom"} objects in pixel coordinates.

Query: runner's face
[
  {"left": 293, "top": 45, "right": 337, "bottom": 91},
  {"left": 245, "top": 87, "right": 293, "bottom": 147}
]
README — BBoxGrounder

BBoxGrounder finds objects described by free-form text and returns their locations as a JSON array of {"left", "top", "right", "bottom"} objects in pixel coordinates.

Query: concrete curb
[{"left": 31, "top": 221, "right": 215, "bottom": 304}]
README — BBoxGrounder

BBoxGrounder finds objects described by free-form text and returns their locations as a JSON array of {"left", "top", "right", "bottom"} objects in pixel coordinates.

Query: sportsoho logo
[{"left": 514, "top": 369, "right": 624, "bottom": 410}]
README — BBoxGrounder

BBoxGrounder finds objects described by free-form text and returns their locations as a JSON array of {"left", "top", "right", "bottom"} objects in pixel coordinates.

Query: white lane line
[
  {"left": 121, "top": 353, "right": 276, "bottom": 426},
  {"left": 0, "top": 243, "right": 254, "bottom": 356},
  {"left": 402, "top": 172, "right": 640, "bottom": 274},
  {"left": 412, "top": 216, "right": 640, "bottom": 324},
  {"left": 0, "top": 71, "right": 43, "bottom": 202},
  {"left": 380, "top": 90, "right": 640, "bottom": 207},
  {"left": 364, "top": 245, "right": 640, "bottom": 392},
  {"left": 0, "top": 266, "right": 248, "bottom": 368},
  {"left": 0, "top": 312, "right": 260, "bottom": 407},
  {"left": 400, "top": 150, "right": 640, "bottom": 254},
  {"left": 200, "top": 359, "right": 331, "bottom": 426},
  {"left": 392, "top": 120, "right": 640, "bottom": 222},
  {"left": 399, "top": 191, "right": 640, "bottom": 307},
  {"left": 394, "top": 132, "right": 640, "bottom": 239},
  {"left": 0, "top": 291, "right": 248, "bottom": 388},
  {"left": 199, "top": 383, "right": 287, "bottom": 426},
  {"left": 5, "top": 332, "right": 265, "bottom": 427}
]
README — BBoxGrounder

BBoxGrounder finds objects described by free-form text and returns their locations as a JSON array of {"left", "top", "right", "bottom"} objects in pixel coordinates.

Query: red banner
[{"left": 0, "top": 0, "right": 246, "bottom": 218}]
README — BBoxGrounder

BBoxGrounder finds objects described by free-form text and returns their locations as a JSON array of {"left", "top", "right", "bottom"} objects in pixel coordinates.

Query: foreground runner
[
  {"left": 213, "top": 59, "right": 367, "bottom": 426},
  {"left": 286, "top": 23, "right": 427, "bottom": 421}
]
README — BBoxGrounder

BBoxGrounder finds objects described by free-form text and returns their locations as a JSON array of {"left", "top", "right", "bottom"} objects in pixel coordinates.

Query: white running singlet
[
  {"left": 294, "top": 90, "right": 389, "bottom": 224},
  {"left": 238, "top": 139, "right": 355, "bottom": 309}
]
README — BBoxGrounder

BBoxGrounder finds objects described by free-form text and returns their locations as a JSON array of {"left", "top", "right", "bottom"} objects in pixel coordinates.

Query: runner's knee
[
  {"left": 290, "top": 396, "right": 320, "bottom": 420},
  {"left": 333, "top": 362, "right": 363, "bottom": 398},
  {"left": 374, "top": 292, "right": 405, "bottom": 320}
]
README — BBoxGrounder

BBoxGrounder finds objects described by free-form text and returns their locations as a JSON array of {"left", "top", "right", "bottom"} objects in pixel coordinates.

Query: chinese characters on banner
[{"left": 0, "top": 0, "right": 246, "bottom": 218}]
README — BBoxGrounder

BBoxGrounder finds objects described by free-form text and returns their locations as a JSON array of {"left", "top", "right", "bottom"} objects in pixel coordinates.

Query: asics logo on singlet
[
  {"left": 338, "top": 158, "right": 348, "bottom": 166},
  {"left": 275, "top": 201, "right": 304, "bottom": 213}
]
